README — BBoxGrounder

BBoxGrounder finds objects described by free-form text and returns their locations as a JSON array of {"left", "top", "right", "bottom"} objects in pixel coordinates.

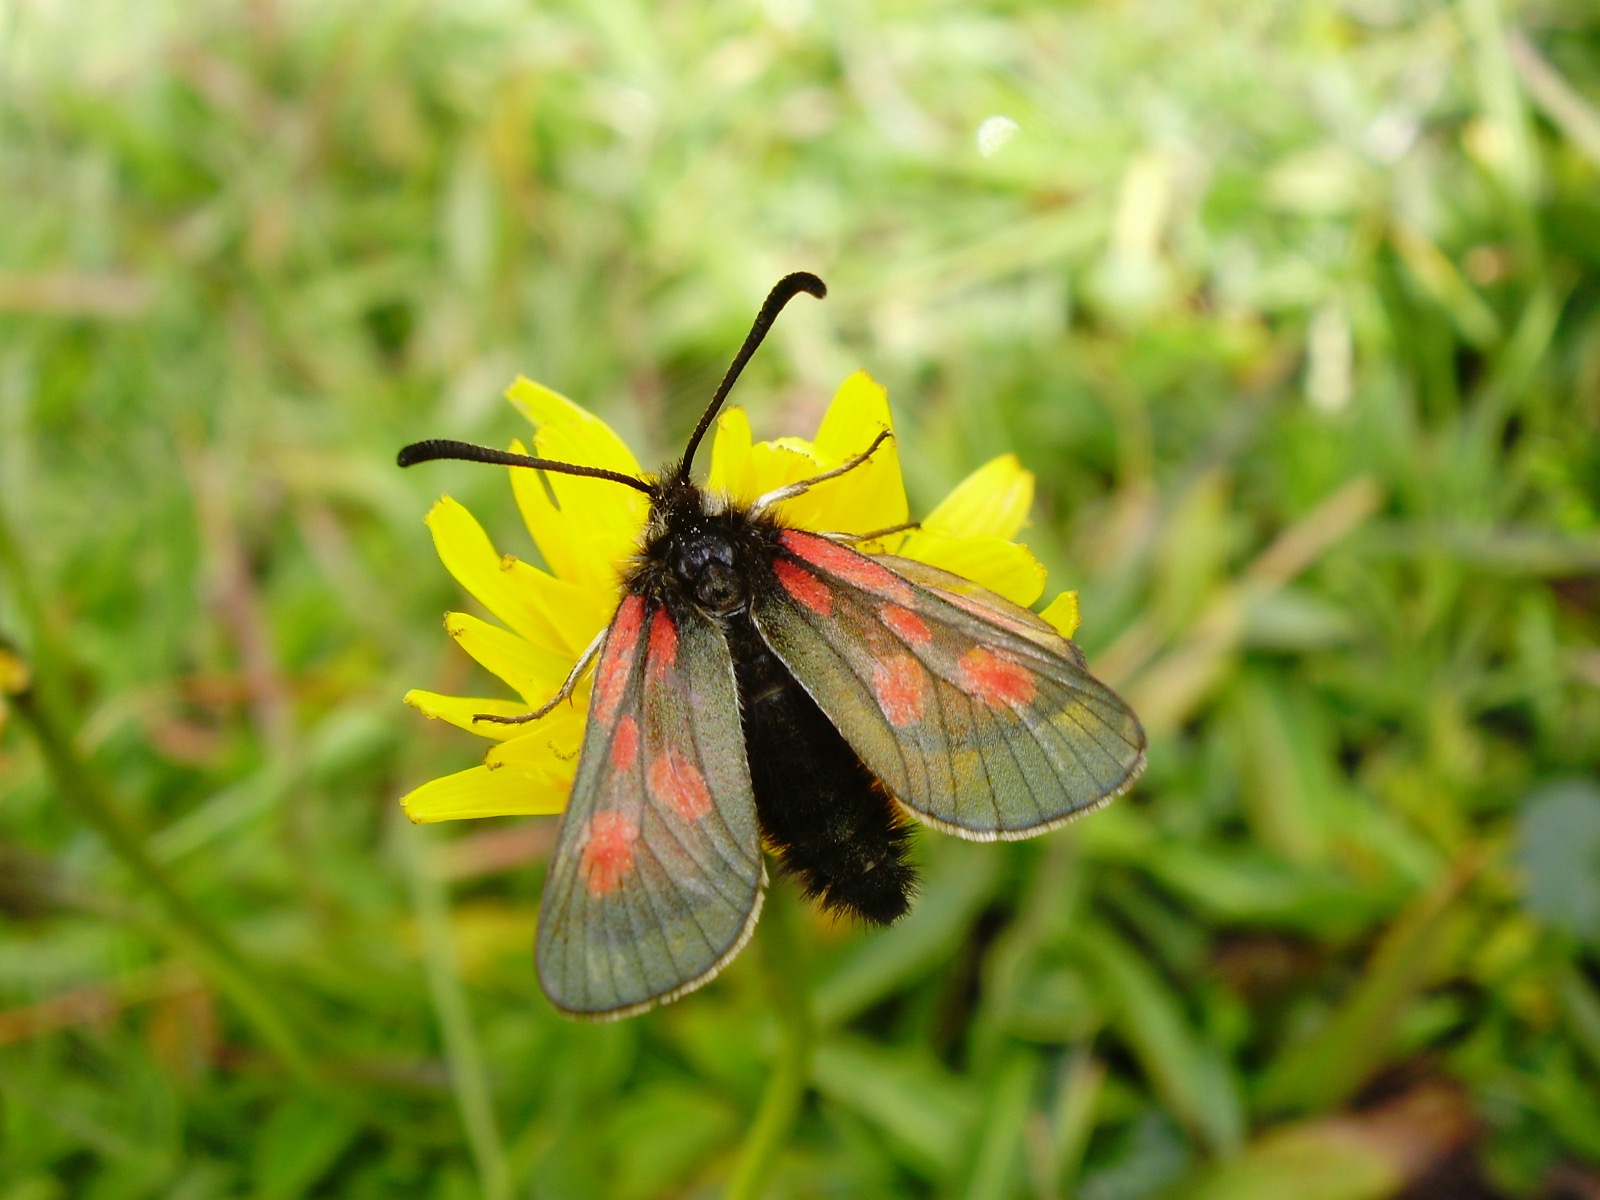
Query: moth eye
[
  {"left": 774, "top": 559, "right": 832, "bottom": 615},
  {"left": 694, "top": 561, "right": 744, "bottom": 612},
  {"left": 872, "top": 654, "right": 926, "bottom": 728},
  {"left": 580, "top": 811, "right": 639, "bottom": 895},
  {"left": 958, "top": 647, "right": 1037, "bottom": 707},
  {"left": 648, "top": 750, "right": 712, "bottom": 820}
]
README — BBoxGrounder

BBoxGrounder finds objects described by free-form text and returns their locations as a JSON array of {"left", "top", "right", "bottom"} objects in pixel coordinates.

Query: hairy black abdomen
[{"left": 726, "top": 618, "right": 916, "bottom": 924}]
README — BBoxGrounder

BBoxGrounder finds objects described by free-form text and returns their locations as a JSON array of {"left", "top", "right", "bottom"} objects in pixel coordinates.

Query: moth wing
[
  {"left": 753, "top": 530, "right": 1146, "bottom": 840},
  {"left": 536, "top": 595, "right": 765, "bottom": 1018},
  {"left": 875, "top": 554, "right": 1088, "bottom": 661}
]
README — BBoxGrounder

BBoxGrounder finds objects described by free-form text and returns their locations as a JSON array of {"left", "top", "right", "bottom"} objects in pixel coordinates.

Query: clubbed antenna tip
[{"left": 675, "top": 272, "right": 827, "bottom": 480}]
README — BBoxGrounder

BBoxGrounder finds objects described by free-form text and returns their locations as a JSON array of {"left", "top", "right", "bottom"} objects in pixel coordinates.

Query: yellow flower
[{"left": 400, "top": 370, "right": 1081, "bottom": 823}]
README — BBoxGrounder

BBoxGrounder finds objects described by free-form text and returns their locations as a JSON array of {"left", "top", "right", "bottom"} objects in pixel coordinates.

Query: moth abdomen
[{"left": 727, "top": 616, "right": 917, "bottom": 925}]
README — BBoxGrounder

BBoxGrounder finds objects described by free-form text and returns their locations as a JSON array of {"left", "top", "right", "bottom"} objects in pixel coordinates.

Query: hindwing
[
  {"left": 753, "top": 530, "right": 1146, "bottom": 839},
  {"left": 536, "top": 594, "right": 764, "bottom": 1018}
]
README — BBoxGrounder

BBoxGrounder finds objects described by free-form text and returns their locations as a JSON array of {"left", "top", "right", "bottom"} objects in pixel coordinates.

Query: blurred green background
[{"left": 3, "top": 0, "right": 1600, "bottom": 1196}]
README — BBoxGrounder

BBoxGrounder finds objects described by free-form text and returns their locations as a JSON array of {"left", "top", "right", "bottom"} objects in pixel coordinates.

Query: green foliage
[{"left": 3, "top": 0, "right": 1600, "bottom": 1196}]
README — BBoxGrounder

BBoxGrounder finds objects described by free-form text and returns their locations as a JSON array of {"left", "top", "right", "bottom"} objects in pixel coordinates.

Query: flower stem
[{"left": 722, "top": 881, "right": 812, "bottom": 1200}]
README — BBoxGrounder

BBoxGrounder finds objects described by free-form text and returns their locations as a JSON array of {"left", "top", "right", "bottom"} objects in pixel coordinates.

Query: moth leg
[
  {"left": 473, "top": 625, "right": 606, "bottom": 726},
  {"left": 749, "top": 427, "right": 894, "bottom": 516},
  {"left": 821, "top": 519, "right": 921, "bottom": 546}
]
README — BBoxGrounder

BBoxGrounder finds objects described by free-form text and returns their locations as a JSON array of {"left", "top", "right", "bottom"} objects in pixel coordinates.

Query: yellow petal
[
  {"left": 1040, "top": 591, "right": 1081, "bottom": 639},
  {"left": 768, "top": 435, "right": 821, "bottom": 458},
  {"left": 504, "top": 377, "right": 650, "bottom": 593},
  {"left": 484, "top": 702, "right": 585, "bottom": 778},
  {"left": 923, "top": 454, "right": 1034, "bottom": 541},
  {"left": 404, "top": 689, "right": 534, "bottom": 742},
  {"left": 814, "top": 372, "right": 890, "bottom": 458},
  {"left": 749, "top": 439, "right": 821, "bottom": 488},
  {"left": 899, "top": 531, "right": 1048, "bottom": 606},
  {"left": 426, "top": 498, "right": 575, "bottom": 657},
  {"left": 505, "top": 376, "right": 643, "bottom": 475},
  {"left": 709, "top": 412, "right": 835, "bottom": 511},
  {"left": 708, "top": 407, "right": 757, "bottom": 503},
  {"left": 508, "top": 435, "right": 646, "bottom": 596},
  {"left": 741, "top": 440, "right": 825, "bottom": 528},
  {"left": 499, "top": 556, "right": 613, "bottom": 658},
  {"left": 445, "top": 611, "right": 570, "bottom": 704},
  {"left": 401, "top": 764, "right": 567, "bottom": 823},
  {"left": 787, "top": 371, "right": 908, "bottom": 535}
]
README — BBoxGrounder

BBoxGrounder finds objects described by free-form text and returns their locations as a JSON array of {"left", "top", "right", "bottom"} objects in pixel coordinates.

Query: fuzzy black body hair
[
  {"left": 725, "top": 617, "right": 915, "bottom": 924},
  {"left": 627, "top": 478, "right": 918, "bottom": 923}
]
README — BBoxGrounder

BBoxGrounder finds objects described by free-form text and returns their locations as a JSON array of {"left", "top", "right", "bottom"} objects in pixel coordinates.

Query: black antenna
[
  {"left": 674, "top": 272, "right": 826, "bottom": 482},
  {"left": 396, "top": 439, "right": 657, "bottom": 496}
]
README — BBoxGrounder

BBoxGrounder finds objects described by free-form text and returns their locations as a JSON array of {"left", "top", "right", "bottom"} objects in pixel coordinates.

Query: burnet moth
[{"left": 399, "top": 273, "right": 1147, "bottom": 1019}]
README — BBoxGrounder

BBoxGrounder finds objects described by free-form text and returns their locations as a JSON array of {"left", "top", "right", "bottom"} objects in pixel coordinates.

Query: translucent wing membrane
[
  {"left": 536, "top": 596, "right": 765, "bottom": 1018},
  {"left": 754, "top": 531, "right": 1146, "bottom": 840}
]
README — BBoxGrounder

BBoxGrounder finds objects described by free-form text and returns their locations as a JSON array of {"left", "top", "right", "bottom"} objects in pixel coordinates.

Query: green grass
[{"left": 3, "top": 1, "right": 1600, "bottom": 1197}]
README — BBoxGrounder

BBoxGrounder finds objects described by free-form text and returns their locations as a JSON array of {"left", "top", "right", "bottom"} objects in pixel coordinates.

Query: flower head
[{"left": 401, "top": 370, "right": 1079, "bottom": 822}]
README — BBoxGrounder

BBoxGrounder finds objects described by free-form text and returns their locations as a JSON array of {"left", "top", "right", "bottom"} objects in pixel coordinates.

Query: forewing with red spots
[
  {"left": 536, "top": 597, "right": 764, "bottom": 1018},
  {"left": 755, "top": 531, "right": 1146, "bottom": 839}
]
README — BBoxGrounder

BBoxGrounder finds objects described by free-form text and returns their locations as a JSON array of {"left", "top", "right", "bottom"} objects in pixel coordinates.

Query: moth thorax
[{"left": 672, "top": 531, "right": 746, "bottom": 614}]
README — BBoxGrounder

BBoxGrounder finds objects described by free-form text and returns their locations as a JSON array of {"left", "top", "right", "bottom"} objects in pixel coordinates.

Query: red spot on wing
[
  {"left": 648, "top": 749, "right": 712, "bottom": 820},
  {"left": 610, "top": 714, "right": 639, "bottom": 771},
  {"left": 646, "top": 609, "right": 678, "bottom": 684},
  {"left": 593, "top": 596, "right": 647, "bottom": 724},
  {"left": 780, "top": 531, "right": 912, "bottom": 601},
  {"left": 872, "top": 654, "right": 926, "bottom": 727},
  {"left": 958, "top": 647, "right": 1037, "bottom": 707},
  {"left": 774, "top": 558, "right": 832, "bottom": 615},
  {"left": 580, "top": 811, "right": 638, "bottom": 895},
  {"left": 883, "top": 604, "right": 932, "bottom": 645}
]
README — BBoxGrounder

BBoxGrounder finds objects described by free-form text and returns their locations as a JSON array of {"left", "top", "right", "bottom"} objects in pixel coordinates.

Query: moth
[{"left": 399, "top": 273, "right": 1146, "bottom": 1019}]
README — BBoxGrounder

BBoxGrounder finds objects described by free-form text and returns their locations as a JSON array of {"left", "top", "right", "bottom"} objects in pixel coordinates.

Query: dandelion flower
[{"left": 400, "top": 370, "right": 1080, "bottom": 823}]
